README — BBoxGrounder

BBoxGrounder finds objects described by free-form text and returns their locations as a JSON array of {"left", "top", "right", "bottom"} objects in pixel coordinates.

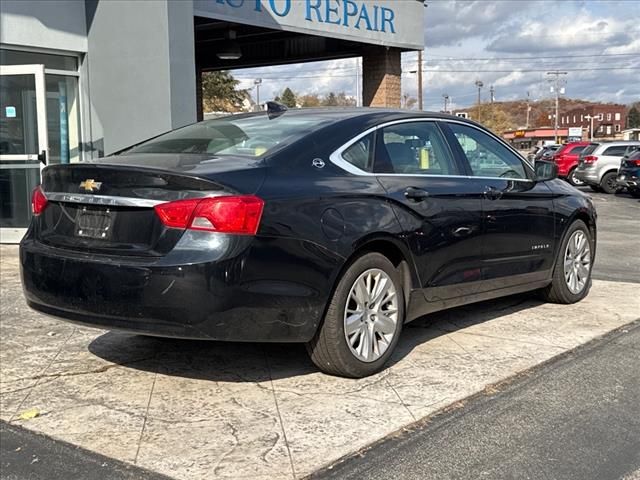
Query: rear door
[
  {"left": 372, "top": 120, "right": 487, "bottom": 301},
  {"left": 443, "top": 121, "right": 556, "bottom": 287}
]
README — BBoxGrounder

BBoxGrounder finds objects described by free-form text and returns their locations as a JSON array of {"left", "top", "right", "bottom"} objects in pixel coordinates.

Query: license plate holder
[{"left": 75, "top": 208, "right": 114, "bottom": 240}]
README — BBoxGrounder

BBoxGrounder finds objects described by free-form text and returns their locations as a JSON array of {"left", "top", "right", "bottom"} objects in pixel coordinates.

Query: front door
[
  {"left": 373, "top": 120, "right": 486, "bottom": 301},
  {"left": 0, "top": 65, "right": 49, "bottom": 243},
  {"left": 444, "top": 121, "right": 556, "bottom": 287}
]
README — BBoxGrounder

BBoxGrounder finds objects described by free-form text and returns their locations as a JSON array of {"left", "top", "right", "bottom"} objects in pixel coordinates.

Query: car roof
[{"left": 227, "top": 107, "right": 479, "bottom": 126}]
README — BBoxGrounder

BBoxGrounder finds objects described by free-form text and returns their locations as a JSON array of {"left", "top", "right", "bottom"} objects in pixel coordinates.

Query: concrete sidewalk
[{"left": 1, "top": 244, "right": 639, "bottom": 480}]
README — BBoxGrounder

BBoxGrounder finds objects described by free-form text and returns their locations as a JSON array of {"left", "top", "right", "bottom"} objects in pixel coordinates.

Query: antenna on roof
[{"left": 266, "top": 101, "right": 288, "bottom": 120}]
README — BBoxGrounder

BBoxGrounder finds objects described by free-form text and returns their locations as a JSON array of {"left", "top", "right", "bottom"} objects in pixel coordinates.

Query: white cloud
[{"left": 231, "top": 1, "right": 640, "bottom": 111}]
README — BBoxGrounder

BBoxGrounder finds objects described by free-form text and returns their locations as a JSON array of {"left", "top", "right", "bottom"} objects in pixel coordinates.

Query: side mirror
[{"left": 535, "top": 160, "right": 558, "bottom": 182}]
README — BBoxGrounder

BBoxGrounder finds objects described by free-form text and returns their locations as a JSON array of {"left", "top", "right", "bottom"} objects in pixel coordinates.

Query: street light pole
[
  {"left": 254, "top": 78, "right": 262, "bottom": 111},
  {"left": 475, "top": 80, "right": 483, "bottom": 122},
  {"left": 442, "top": 94, "right": 449, "bottom": 113},
  {"left": 417, "top": 50, "right": 423, "bottom": 110},
  {"left": 585, "top": 114, "right": 594, "bottom": 141}
]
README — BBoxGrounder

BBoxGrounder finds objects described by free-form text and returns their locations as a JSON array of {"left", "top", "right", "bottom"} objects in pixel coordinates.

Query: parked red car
[{"left": 553, "top": 141, "right": 591, "bottom": 186}]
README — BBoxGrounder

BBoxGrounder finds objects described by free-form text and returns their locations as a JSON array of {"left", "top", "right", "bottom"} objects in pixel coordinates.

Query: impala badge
[{"left": 79, "top": 179, "right": 102, "bottom": 192}]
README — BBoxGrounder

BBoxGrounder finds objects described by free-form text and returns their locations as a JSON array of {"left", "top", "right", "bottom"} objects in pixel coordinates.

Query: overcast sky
[{"left": 230, "top": 0, "right": 640, "bottom": 111}]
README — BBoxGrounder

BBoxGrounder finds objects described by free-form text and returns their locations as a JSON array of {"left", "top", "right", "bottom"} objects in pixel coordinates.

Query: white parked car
[{"left": 575, "top": 141, "right": 640, "bottom": 193}]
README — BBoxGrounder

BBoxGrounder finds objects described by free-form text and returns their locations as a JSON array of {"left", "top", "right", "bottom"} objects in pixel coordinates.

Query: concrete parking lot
[{"left": 1, "top": 188, "right": 638, "bottom": 480}]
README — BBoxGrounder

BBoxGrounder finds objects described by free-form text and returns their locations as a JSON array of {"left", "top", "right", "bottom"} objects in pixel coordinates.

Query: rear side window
[
  {"left": 603, "top": 145, "right": 629, "bottom": 157},
  {"left": 373, "top": 122, "right": 458, "bottom": 175},
  {"left": 580, "top": 143, "right": 599, "bottom": 156},
  {"left": 569, "top": 145, "right": 586, "bottom": 154},
  {"left": 342, "top": 133, "right": 374, "bottom": 172},
  {"left": 447, "top": 123, "right": 528, "bottom": 179}
]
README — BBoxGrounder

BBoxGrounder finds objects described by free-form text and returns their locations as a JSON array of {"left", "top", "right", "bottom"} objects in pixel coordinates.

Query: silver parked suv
[{"left": 575, "top": 141, "right": 640, "bottom": 193}]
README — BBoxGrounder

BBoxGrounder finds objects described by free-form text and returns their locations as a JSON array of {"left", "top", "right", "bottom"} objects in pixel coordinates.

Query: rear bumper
[
  {"left": 574, "top": 167, "right": 599, "bottom": 184},
  {"left": 617, "top": 174, "right": 640, "bottom": 190},
  {"left": 20, "top": 234, "right": 336, "bottom": 342}
]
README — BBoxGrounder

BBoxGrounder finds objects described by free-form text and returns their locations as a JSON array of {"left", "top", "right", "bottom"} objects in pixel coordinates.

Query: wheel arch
[
  {"left": 561, "top": 209, "right": 597, "bottom": 262},
  {"left": 329, "top": 235, "right": 420, "bottom": 313}
]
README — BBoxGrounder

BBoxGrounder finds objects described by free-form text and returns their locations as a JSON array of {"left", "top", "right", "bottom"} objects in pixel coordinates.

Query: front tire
[
  {"left": 306, "top": 252, "right": 405, "bottom": 378},
  {"left": 540, "top": 220, "right": 593, "bottom": 304}
]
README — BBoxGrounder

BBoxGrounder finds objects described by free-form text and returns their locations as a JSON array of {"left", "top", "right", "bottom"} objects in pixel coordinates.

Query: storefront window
[
  {"left": 46, "top": 75, "right": 81, "bottom": 164},
  {"left": 0, "top": 49, "right": 77, "bottom": 71}
]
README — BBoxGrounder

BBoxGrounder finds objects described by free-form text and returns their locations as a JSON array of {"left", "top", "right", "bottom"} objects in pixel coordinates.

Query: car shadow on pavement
[{"left": 87, "top": 292, "right": 544, "bottom": 382}]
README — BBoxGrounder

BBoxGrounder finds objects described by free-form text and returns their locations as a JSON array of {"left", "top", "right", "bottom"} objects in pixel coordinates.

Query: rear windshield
[
  {"left": 123, "top": 113, "right": 334, "bottom": 157},
  {"left": 568, "top": 145, "right": 587, "bottom": 154},
  {"left": 580, "top": 143, "right": 599, "bottom": 156}
]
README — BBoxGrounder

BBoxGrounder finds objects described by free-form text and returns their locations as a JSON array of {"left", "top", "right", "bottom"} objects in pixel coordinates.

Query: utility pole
[
  {"left": 475, "top": 80, "right": 483, "bottom": 122},
  {"left": 489, "top": 85, "right": 495, "bottom": 103},
  {"left": 417, "top": 50, "right": 424, "bottom": 110},
  {"left": 254, "top": 78, "right": 262, "bottom": 111},
  {"left": 547, "top": 71, "right": 567, "bottom": 143},
  {"left": 525, "top": 91, "right": 531, "bottom": 129},
  {"left": 442, "top": 94, "right": 449, "bottom": 114}
]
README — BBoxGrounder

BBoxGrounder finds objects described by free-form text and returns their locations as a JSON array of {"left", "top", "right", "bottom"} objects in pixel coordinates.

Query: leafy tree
[
  {"left": 322, "top": 92, "right": 338, "bottom": 106},
  {"left": 279, "top": 87, "right": 297, "bottom": 108},
  {"left": 299, "top": 94, "right": 322, "bottom": 107},
  {"left": 468, "top": 104, "right": 514, "bottom": 134},
  {"left": 201, "top": 71, "right": 248, "bottom": 112},
  {"left": 628, "top": 106, "right": 640, "bottom": 128},
  {"left": 335, "top": 92, "right": 357, "bottom": 107}
]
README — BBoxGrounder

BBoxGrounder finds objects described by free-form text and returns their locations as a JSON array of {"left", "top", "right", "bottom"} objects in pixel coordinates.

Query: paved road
[
  {"left": 584, "top": 188, "right": 640, "bottom": 284},
  {"left": 312, "top": 320, "right": 640, "bottom": 480},
  {"left": 0, "top": 422, "right": 169, "bottom": 480}
]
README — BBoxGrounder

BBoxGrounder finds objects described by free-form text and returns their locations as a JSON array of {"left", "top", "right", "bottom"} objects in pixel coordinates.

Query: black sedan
[{"left": 20, "top": 107, "right": 597, "bottom": 378}]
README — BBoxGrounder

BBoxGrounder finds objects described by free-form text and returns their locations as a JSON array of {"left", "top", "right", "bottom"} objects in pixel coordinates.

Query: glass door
[{"left": 0, "top": 64, "right": 49, "bottom": 243}]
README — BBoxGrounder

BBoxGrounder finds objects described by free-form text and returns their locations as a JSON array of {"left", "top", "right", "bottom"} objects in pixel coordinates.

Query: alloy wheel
[
  {"left": 563, "top": 230, "right": 591, "bottom": 294},
  {"left": 344, "top": 268, "right": 399, "bottom": 362}
]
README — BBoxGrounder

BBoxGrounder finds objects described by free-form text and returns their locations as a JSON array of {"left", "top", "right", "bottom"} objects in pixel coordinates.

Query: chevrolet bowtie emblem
[{"left": 79, "top": 179, "right": 102, "bottom": 192}]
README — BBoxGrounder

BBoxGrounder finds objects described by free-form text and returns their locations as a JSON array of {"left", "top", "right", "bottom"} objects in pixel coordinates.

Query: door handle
[
  {"left": 483, "top": 186, "right": 502, "bottom": 200},
  {"left": 38, "top": 150, "right": 47, "bottom": 166},
  {"left": 404, "top": 186, "right": 429, "bottom": 202}
]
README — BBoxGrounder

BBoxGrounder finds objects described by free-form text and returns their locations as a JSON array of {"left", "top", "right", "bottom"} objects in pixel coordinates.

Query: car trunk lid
[{"left": 37, "top": 154, "right": 265, "bottom": 256}]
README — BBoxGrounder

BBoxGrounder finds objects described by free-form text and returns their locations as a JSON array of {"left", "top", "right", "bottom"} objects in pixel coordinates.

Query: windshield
[{"left": 124, "top": 113, "right": 334, "bottom": 157}]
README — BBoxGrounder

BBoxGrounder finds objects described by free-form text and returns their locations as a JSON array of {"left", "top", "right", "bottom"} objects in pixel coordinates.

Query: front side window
[
  {"left": 447, "top": 123, "right": 528, "bottom": 179},
  {"left": 373, "top": 122, "right": 458, "bottom": 175}
]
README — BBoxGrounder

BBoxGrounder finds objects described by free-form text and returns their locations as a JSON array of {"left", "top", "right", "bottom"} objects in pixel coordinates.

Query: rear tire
[
  {"left": 567, "top": 167, "right": 584, "bottom": 186},
  {"left": 306, "top": 252, "right": 405, "bottom": 378},
  {"left": 600, "top": 171, "right": 620, "bottom": 194},
  {"left": 540, "top": 220, "right": 593, "bottom": 304}
]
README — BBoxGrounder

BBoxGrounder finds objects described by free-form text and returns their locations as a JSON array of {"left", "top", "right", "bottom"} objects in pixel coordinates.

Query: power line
[{"left": 419, "top": 52, "right": 640, "bottom": 62}]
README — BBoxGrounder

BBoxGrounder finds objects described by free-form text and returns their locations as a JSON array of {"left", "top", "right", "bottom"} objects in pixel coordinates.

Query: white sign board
[
  {"left": 568, "top": 127, "right": 582, "bottom": 137},
  {"left": 193, "top": 0, "right": 425, "bottom": 49}
]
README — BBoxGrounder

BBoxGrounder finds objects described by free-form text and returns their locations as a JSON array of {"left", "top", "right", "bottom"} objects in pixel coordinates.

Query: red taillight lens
[
  {"left": 154, "top": 195, "right": 264, "bottom": 235},
  {"left": 584, "top": 155, "right": 598, "bottom": 163},
  {"left": 31, "top": 186, "right": 48, "bottom": 215},
  {"left": 632, "top": 159, "right": 640, "bottom": 167}
]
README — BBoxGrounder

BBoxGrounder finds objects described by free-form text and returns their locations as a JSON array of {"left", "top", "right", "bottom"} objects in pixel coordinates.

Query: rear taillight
[
  {"left": 583, "top": 155, "right": 598, "bottom": 163},
  {"left": 31, "top": 186, "right": 48, "bottom": 215},
  {"left": 632, "top": 159, "right": 640, "bottom": 167},
  {"left": 154, "top": 195, "right": 264, "bottom": 235}
]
